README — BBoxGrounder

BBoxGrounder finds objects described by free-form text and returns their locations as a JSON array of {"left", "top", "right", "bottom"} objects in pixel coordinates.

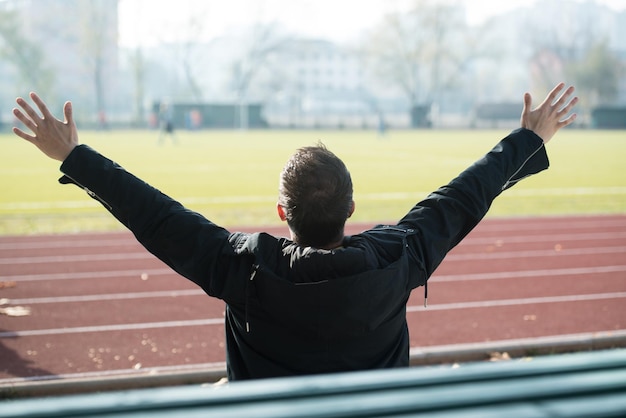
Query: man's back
[{"left": 221, "top": 229, "right": 422, "bottom": 379}]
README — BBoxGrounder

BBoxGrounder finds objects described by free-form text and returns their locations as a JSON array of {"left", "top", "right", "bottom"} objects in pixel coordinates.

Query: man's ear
[
  {"left": 348, "top": 200, "right": 355, "bottom": 218},
  {"left": 277, "top": 203, "right": 287, "bottom": 221}
]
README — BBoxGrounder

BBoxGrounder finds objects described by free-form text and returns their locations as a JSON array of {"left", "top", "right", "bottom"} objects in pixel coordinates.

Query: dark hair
[{"left": 278, "top": 143, "right": 353, "bottom": 247}]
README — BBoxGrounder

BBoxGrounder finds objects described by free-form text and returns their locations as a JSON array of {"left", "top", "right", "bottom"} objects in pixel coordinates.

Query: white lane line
[
  {"left": 3, "top": 292, "right": 624, "bottom": 339},
  {"left": 4, "top": 269, "right": 174, "bottom": 282},
  {"left": 471, "top": 217, "right": 626, "bottom": 232},
  {"left": 432, "top": 265, "right": 626, "bottom": 282},
  {"left": 1, "top": 230, "right": 624, "bottom": 251},
  {"left": 407, "top": 292, "right": 626, "bottom": 312},
  {"left": 4, "top": 264, "right": 626, "bottom": 284},
  {"left": 2, "top": 245, "right": 625, "bottom": 266},
  {"left": 0, "top": 238, "right": 139, "bottom": 251},
  {"left": 0, "top": 252, "right": 155, "bottom": 264},
  {"left": 0, "top": 237, "right": 136, "bottom": 250},
  {"left": 459, "top": 231, "right": 626, "bottom": 245},
  {"left": 0, "top": 318, "right": 224, "bottom": 338},
  {"left": 445, "top": 246, "right": 626, "bottom": 261},
  {"left": 6, "top": 289, "right": 205, "bottom": 305}
]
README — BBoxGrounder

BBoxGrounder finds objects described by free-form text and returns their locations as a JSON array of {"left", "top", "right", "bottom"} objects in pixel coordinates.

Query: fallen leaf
[
  {"left": 489, "top": 351, "right": 511, "bottom": 362},
  {"left": 0, "top": 281, "right": 17, "bottom": 289},
  {"left": 0, "top": 306, "right": 31, "bottom": 316}
]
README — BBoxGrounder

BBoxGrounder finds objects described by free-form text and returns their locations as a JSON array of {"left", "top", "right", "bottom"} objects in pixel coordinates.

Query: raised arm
[
  {"left": 400, "top": 83, "right": 578, "bottom": 279},
  {"left": 12, "top": 93, "right": 233, "bottom": 296}
]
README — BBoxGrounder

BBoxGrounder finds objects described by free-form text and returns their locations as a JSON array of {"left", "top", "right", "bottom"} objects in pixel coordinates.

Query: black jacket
[{"left": 59, "top": 128, "right": 548, "bottom": 380}]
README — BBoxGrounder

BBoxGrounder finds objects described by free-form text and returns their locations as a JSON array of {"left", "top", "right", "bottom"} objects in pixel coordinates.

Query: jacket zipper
[
  {"left": 61, "top": 174, "right": 113, "bottom": 211},
  {"left": 245, "top": 265, "right": 259, "bottom": 333}
]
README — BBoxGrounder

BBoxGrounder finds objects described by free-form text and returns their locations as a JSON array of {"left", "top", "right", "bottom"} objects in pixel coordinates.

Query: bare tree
[
  {"left": 77, "top": 0, "right": 117, "bottom": 125},
  {"left": 0, "top": 8, "right": 54, "bottom": 97},
  {"left": 526, "top": 1, "right": 622, "bottom": 116},
  {"left": 358, "top": 0, "right": 468, "bottom": 126},
  {"left": 178, "top": 13, "right": 207, "bottom": 102},
  {"left": 128, "top": 47, "right": 147, "bottom": 126},
  {"left": 568, "top": 41, "right": 622, "bottom": 106},
  {"left": 154, "top": 1, "right": 213, "bottom": 102},
  {"left": 230, "top": 22, "right": 290, "bottom": 129}
]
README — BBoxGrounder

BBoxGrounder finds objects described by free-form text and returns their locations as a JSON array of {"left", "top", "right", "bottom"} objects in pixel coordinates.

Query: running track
[{"left": 1, "top": 214, "right": 625, "bottom": 391}]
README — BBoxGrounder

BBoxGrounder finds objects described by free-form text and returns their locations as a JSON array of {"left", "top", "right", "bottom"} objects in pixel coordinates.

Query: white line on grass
[{"left": 2, "top": 187, "right": 625, "bottom": 211}]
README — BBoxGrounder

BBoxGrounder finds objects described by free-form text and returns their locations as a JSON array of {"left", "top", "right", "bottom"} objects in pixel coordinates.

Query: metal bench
[{"left": 2, "top": 349, "right": 625, "bottom": 417}]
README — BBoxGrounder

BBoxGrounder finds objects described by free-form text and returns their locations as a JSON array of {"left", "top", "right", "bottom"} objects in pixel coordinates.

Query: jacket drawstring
[
  {"left": 424, "top": 280, "right": 428, "bottom": 308},
  {"left": 245, "top": 265, "right": 259, "bottom": 333}
]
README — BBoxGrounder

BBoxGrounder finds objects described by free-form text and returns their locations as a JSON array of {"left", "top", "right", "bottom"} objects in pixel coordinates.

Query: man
[
  {"left": 157, "top": 102, "right": 178, "bottom": 144},
  {"left": 12, "top": 84, "right": 577, "bottom": 381}
]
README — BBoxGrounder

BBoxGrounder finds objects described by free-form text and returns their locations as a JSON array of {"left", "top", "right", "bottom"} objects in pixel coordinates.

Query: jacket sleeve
[
  {"left": 58, "top": 145, "right": 232, "bottom": 292},
  {"left": 399, "top": 128, "right": 548, "bottom": 279}
]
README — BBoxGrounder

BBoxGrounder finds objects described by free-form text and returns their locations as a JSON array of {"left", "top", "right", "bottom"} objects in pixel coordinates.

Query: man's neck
[{"left": 292, "top": 234, "right": 345, "bottom": 250}]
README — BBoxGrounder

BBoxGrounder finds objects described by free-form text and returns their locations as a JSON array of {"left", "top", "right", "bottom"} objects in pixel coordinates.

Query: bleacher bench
[{"left": 1, "top": 349, "right": 625, "bottom": 417}]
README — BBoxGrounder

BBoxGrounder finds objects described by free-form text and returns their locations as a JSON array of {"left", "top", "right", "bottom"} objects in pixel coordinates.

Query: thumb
[
  {"left": 63, "top": 101, "right": 73, "bottom": 125},
  {"left": 520, "top": 92, "right": 532, "bottom": 128},
  {"left": 63, "top": 101, "right": 80, "bottom": 152}
]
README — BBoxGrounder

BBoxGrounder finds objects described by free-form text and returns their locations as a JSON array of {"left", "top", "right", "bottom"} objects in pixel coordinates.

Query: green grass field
[{"left": 1, "top": 128, "right": 625, "bottom": 235}]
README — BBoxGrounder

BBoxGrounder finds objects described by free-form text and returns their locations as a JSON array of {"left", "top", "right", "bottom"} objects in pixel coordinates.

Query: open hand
[
  {"left": 520, "top": 83, "right": 578, "bottom": 144},
  {"left": 13, "top": 92, "right": 79, "bottom": 161}
]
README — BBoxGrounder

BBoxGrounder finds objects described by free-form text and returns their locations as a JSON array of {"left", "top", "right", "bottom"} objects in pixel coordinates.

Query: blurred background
[{"left": 0, "top": 0, "right": 624, "bottom": 131}]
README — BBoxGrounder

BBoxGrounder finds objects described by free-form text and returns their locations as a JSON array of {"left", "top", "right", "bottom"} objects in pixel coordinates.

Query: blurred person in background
[{"left": 157, "top": 102, "right": 178, "bottom": 144}]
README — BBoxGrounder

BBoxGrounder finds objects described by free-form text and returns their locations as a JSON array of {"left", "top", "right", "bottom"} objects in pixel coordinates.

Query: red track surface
[{"left": 1, "top": 214, "right": 625, "bottom": 386}]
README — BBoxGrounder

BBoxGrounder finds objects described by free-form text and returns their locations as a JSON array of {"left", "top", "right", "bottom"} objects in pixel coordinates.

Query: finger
[
  {"left": 12, "top": 126, "right": 36, "bottom": 142},
  {"left": 559, "top": 96, "right": 579, "bottom": 116},
  {"left": 29, "top": 92, "right": 55, "bottom": 121},
  {"left": 554, "top": 86, "right": 576, "bottom": 108},
  {"left": 545, "top": 82, "right": 566, "bottom": 105},
  {"left": 558, "top": 112, "right": 577, "bottom": 128},
  {"left": 63, "top": 101, "right": 73, "bottom": 125},
  {"left": 523, "top": 92, "right": 532, "bottom": 111},
  {"left": 16, "top": 96, "right": 42, "bottom": 123},
  {"left": 521, "top": 92, "right": 532, "bottom": 118},
  {"left": 12, "top": 107, "right": 38, "bottom": 132}
]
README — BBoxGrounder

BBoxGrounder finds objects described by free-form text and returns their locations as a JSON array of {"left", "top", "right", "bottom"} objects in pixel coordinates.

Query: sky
[{"left": 118, "top": 0, "right": 626, "bottom": 47}]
